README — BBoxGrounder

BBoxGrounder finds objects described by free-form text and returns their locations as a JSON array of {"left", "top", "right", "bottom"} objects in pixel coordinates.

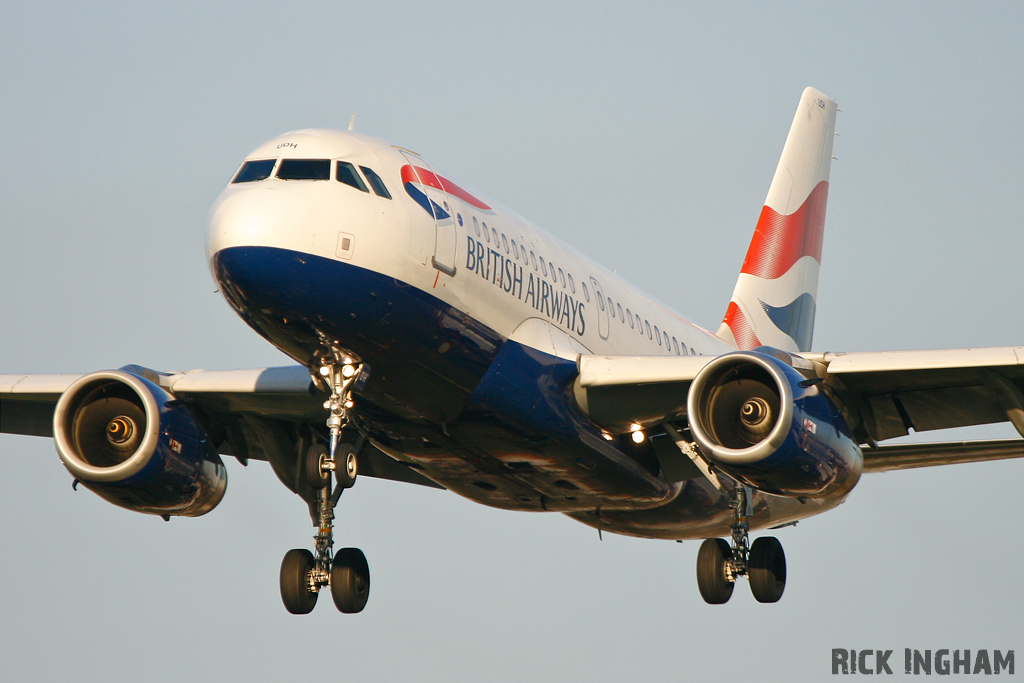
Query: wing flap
[{"left": 862, "top": 439, "right": 1024, "bottom": 472}]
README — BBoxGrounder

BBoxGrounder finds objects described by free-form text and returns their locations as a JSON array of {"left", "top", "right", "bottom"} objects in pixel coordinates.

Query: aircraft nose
[{"left": 207, "top": 188, "right": 314, "bottom": 256}]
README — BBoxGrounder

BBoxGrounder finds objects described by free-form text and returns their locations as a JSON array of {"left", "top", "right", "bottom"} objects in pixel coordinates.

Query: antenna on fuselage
[{"left": 348, "top": 114, "right": 356, "bottom": 131}]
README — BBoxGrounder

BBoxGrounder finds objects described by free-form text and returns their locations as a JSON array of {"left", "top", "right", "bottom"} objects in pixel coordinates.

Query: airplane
[{"left": 2, "top": 87, "right": 1022, "bottom": 614}]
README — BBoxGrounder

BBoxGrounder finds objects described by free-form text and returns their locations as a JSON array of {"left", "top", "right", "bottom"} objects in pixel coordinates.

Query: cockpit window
[
  {"left": 335, "top": 162, "right": 369, "bottom": 192},
  {"left": 232, "top": 159, "right": 276, "bottom": 183},
  {"left": 277, "top": 159, "right": 330, "bottom": 180},
  {"left": 360, "top": 166, "right": 392, "bottom": 199}
]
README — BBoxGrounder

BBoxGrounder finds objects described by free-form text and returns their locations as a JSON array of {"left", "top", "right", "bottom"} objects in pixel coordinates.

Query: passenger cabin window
[
  {"left": 360, "top": 166, "right": 392, "bottom": 199},
  {"left": 277, "top": 159, "right": 330, "bottom": 180},
  {"left": 232, "top": 159, "right": 276, "bottom": 183},
  {"left": 336, "top": 162, "right": 369, "bottom": 192}
]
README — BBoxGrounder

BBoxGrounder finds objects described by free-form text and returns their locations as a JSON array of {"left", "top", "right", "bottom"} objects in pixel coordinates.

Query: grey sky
[{"left": 1, "top": 2, "right": 1021, "bottom": 680}]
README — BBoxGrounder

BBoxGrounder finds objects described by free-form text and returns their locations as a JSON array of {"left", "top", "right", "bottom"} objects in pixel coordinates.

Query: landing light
[{"left": 631, "top": 430, "right": 646, "bottom": 444}]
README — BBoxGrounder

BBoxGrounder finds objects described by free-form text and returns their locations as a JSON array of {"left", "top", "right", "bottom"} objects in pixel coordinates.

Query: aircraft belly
[
  {"left": 567, "top": 477, "right": 847, "bottom": 540},
  {"left": 211, "top": 245, "right": 676, "bottom": 511},
  {"left": 212, "top": 245, "right": 499, "bottom": 423}
]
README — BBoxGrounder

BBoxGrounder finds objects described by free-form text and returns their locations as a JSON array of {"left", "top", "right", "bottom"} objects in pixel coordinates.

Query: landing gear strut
[
  {"left": 279, "top": 355, "right": 371, "bottom": 615},
  {"left": 695, "top": 486, "right": 786, "bottom": 604}
]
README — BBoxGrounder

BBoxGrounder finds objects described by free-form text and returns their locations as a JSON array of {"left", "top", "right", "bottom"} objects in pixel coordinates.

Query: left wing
[
  {"left": 803, "top": 347, "right": 1024, "bottom": 442},
  {"left": 573, "top": 346, "right": 1024, "bottom": 471}
]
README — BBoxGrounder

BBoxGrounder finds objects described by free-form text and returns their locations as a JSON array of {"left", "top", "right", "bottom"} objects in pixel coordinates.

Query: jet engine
[
  {"left": 687, "top": 350, "right": 861, "bottom": 498},
  {"left": 53, "top": 370, "right": 227, "bottom": 517}
]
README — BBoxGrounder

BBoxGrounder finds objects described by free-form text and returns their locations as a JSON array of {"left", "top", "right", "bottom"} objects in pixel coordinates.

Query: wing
[
  {"left": 573, "top": 346, "right": 1024, "bottom": 472},
  {"left": 0, "top": 365, "right": 443, "bottom": 490},
  {"left": 804, "top": 347, "right": 1024, "bottom": 442}
]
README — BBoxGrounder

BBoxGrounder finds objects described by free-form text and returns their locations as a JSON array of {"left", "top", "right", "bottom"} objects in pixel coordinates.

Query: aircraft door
[
  {"left": 400, "top": 152, "right": 458, "bottom": 276},
  {"left": 589, "top": 276, "right": 610, "bottom": 340}
]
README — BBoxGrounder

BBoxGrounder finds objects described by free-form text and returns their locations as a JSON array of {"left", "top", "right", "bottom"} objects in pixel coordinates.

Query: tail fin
[{"left": 716, "top": 87, "right": 838, "bottom": 353}]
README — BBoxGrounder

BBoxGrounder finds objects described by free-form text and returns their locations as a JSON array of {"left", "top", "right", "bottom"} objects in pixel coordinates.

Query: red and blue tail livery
[{"left": 718, "top": 88, "right": 836, "bottom": 353}]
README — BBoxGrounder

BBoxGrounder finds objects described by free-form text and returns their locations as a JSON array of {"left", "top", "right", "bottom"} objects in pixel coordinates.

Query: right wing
[{"left": 0, "top": 365, "right": 443, "bottom": 490}]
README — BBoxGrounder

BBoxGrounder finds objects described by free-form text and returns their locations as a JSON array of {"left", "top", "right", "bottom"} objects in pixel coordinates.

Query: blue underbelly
[
  {"left": 212, "top": 246, "right": 500, "bottom": 423},
  {"left": 212, "top": 246, "right": 674, "bottom": 512}
]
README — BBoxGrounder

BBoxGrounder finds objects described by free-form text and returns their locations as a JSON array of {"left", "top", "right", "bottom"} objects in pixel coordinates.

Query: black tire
[
  {"left": 331, "top": 547, "right": 370, "bottom": 613},
  {"left": 749, "top": 536, "right": 786, "bottom": 603},
  {"left": 280, "top": 548, "right": 318, "bottom": 614},
  {"left": 306, "top": 444, "right": 330, "bottom": 490},
  {"left": 335, "top": 443, "right": 358, "bottom": 489},
  {"left": 696, "top": 538, "right": 734, "bottom": 604}
]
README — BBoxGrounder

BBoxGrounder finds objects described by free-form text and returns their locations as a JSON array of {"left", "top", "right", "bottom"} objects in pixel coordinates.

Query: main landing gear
[
  {"left": 696, "top": 486, "right": 787, "bottom": 604},
  {"left": 279, "top": 356, "right": 371, "bottom": 615}
]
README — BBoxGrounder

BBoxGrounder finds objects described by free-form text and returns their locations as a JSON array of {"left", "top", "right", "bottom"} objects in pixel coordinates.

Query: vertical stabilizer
[{"left": 716, "top": 87, "right": 837, "bottom": 353}]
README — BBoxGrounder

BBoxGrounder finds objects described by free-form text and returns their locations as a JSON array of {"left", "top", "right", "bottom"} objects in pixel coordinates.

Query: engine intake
[
  {"left": 53, "top": 370, "right": 227, "bottom": 517},
  {"left": 687, "top": 350, "right": 861, "bottom": 498}
]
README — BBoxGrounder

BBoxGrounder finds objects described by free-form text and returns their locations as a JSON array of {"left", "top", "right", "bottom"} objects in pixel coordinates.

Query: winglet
[{"left": 717, "top": 87, "right": 838, "bottom": 352}]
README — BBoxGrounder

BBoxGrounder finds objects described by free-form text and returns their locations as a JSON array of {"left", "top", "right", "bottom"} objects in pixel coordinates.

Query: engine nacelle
[
  {"left": 687, "top": 349, "right": 862, "bottom": 499},
  {"left": 53, "top": 370, "right": 227, "bottom": 517}
]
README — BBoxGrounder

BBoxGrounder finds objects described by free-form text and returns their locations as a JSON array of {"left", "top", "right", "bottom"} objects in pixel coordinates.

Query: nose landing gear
[
  {"left": 695, "top": 486, "right": 787, "bottom": 604},
  {"left": 279, "top": 356, "right": 371, "bottom": 615}
]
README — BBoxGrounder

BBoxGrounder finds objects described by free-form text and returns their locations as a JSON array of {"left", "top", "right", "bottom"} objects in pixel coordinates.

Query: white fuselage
[
  {"left": 208, "top": 129, "right": 733, "bottom": 364},
  {"left": 206, "top": 128, "right": 843, "bottom": 539}
]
